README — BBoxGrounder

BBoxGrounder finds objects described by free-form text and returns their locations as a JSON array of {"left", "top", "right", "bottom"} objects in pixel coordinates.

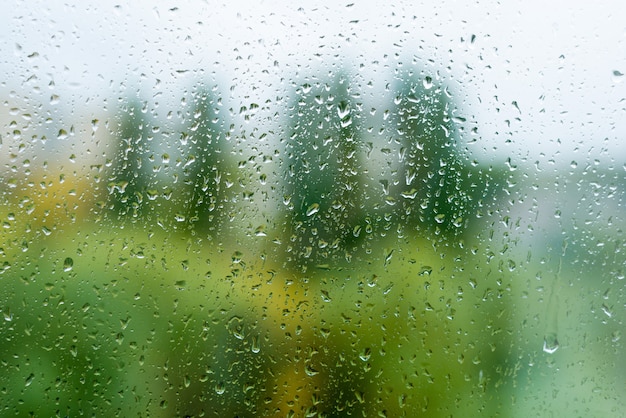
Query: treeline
[{"left": 102, "top": 70, "right": 507, "bottom": 270}]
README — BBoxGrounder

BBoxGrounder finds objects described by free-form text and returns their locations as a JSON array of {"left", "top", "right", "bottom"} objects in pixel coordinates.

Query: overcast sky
[{"left": 1, "top": 0, "right": 625, "bottom": 166}]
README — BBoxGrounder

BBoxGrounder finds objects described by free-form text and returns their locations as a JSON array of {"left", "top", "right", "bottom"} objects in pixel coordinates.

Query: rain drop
[
  {"left": 306, "top": 203, "right": 320, "bottom": 217},
  {"left": 542, "top": 333, "right": 559, "bottom": 354},
  {"left": 63, "top": 257, "right": 73, "bottom": 272}
]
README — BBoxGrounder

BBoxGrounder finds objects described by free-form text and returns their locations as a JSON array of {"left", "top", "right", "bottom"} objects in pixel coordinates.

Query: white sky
[{"left": 1, "top": 0, "right": 625, "bottom": 166}]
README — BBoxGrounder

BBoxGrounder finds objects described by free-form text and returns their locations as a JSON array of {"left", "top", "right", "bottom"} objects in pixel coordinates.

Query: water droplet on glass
[
  {"left": 306, "top": 203, "right": 320, "bottom": 217},
  {"left": 418, "top": 266, "right": 433, "bottom": 276},
  {"left": 542, "top": 333, "right": 559, "bottom": 354},
  {"left": 384, "top": 249, "right": 394, "bottom": 266},
  {"left": 612, "top": 70, "right": 624, "bottom": 83},
  {"left": 340, "top": 115, "right": 353, "bottom": 127},
  {"left": 25, "top": 373, "right": 35, "bottom": 387},
  {"left": 423, "top": 76, "right": 433, "bottom": 89},
  {"left": 601, "top": 304, "right": 613, "bottom": 318},
  {"left": 305, "top": 364, "right": 319, "bottom": 376},
  {"left": 337, "top": 100, "right": 350, "bottom": 119},
  {"left": 3, "top": 308, "right": 13, "bottom": 322},
  {"left": 215, "top": 382, "right": 225, "bottom": 395},
  {"left": 359, "top": 347, "right": 371, "bottom": 361},
  {"left": 63, "top": 257, "right": 73, "bottom": 272},
  {"left": 251, "top": 335, "right": 261, "bottom": 353}
]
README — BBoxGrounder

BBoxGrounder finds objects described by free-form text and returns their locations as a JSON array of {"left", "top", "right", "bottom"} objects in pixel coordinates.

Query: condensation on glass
[{"left": 0, "top": 2, "right": 623, "bottom": 417}]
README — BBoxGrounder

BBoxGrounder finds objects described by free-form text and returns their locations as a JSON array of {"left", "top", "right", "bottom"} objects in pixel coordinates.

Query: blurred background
[{"left": 1, "top": 1, "right": 624, "bottom": 417}]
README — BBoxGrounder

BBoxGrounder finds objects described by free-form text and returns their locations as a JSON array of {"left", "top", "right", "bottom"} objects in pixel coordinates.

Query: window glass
[{"left": 1, "top": 2, "right": 624, "bottom": 416}]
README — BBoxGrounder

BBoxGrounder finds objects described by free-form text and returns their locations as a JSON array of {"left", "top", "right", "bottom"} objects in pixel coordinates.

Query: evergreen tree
[
  {"left": 107, "top": 100, "right": 154, "bottom": 219},
  {"left": 180, "top": 86, "right": 230, "bottom": 236},
  {"left": 281, "top": 73, "right": 365, "bottom": 270},
  {"left": 390, "top": 71, "right": 502, "bottom": 239}
]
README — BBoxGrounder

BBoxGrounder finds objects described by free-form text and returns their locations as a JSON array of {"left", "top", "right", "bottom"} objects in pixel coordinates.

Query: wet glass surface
[{"left": 1, "top": 2, "right": 624, "bottom": 416}]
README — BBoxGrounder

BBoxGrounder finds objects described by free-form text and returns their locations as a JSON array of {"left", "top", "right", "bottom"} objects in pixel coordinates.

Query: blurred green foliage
[
  {"left": 280, "top": 73, "right": 365, "bottom": 271},
  {"left": 107, "top": 100, "right": 155, "bottom": 219},
  {"left": 180, "top": 86, "right": 233, "bottom": 236},
  {"left": 1, "top": 69, "right": 623, "bottom": 418},
  {"left": 390, "top": 70, "right": 504, "bottom": 238}
]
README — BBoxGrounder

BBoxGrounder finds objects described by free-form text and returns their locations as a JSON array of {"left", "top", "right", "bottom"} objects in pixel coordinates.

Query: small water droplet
[
  {"left": 3, "top": 308, "right": 13, "bottom": 322},
  {"left": 254, "top": 225, "right": 267, "bottom": 236},
  {"left": 612, "top": 70, "right": 624, "bottom": 83},
  {"left": 340, "top": 115, "right": 353, "bottom": 127},
  {"left": 337, "top": 100, "right": 350, "bottom": 119},
  {"left": 63, "top": 257, "right": 73, "bottom": 272},
  {"left": 418, "top": 266, "right": 433, "bottom": 276},
  {"left": 251, "top": 335, "right": 261, "bottom": 353},
  {"left": 384, "top": 249, "right": 394, "bottom": 266},
  {"left": 423, "top": 76, "right": 433, "bottom": 89},
  {"left": 25, "top": 373, "right": 35, "bottom": 387},
  {"left": 306, "top": 203, "right": 320, "bottom": 217},
  {"left": 542, "top": 333, "right": 559, "bottom": 354},
  {"left": 611, "top": 330, "right": 621, "bottom": 343},
  {"left": 147, "top": 189, "right": 158, "bottom": 200},
  {"left": 305, "top": 364, "right": 319, "bottom": 376},
  {"left": 232, "top": 251, "right": 243, "bottom": 264},
  {"left": 215, "top": 382, "right": 225, "bottom": 395},
  {"left": 601, "top": 304, "right": 613, "bottom": 318}
]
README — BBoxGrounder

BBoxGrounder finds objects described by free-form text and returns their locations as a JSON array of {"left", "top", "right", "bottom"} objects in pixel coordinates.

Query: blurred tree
[
  {"left": 280, "top": 73, "right": 366, "bottom": 271},
  {"left": 389, "top": 70, "right": 504, "bottom": 239},
  {"left": 106, "top": 99, "right": 154, "bottom": 219},
  {"left": 180, "top": 85, "right": 231, "bottom": 237}
]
